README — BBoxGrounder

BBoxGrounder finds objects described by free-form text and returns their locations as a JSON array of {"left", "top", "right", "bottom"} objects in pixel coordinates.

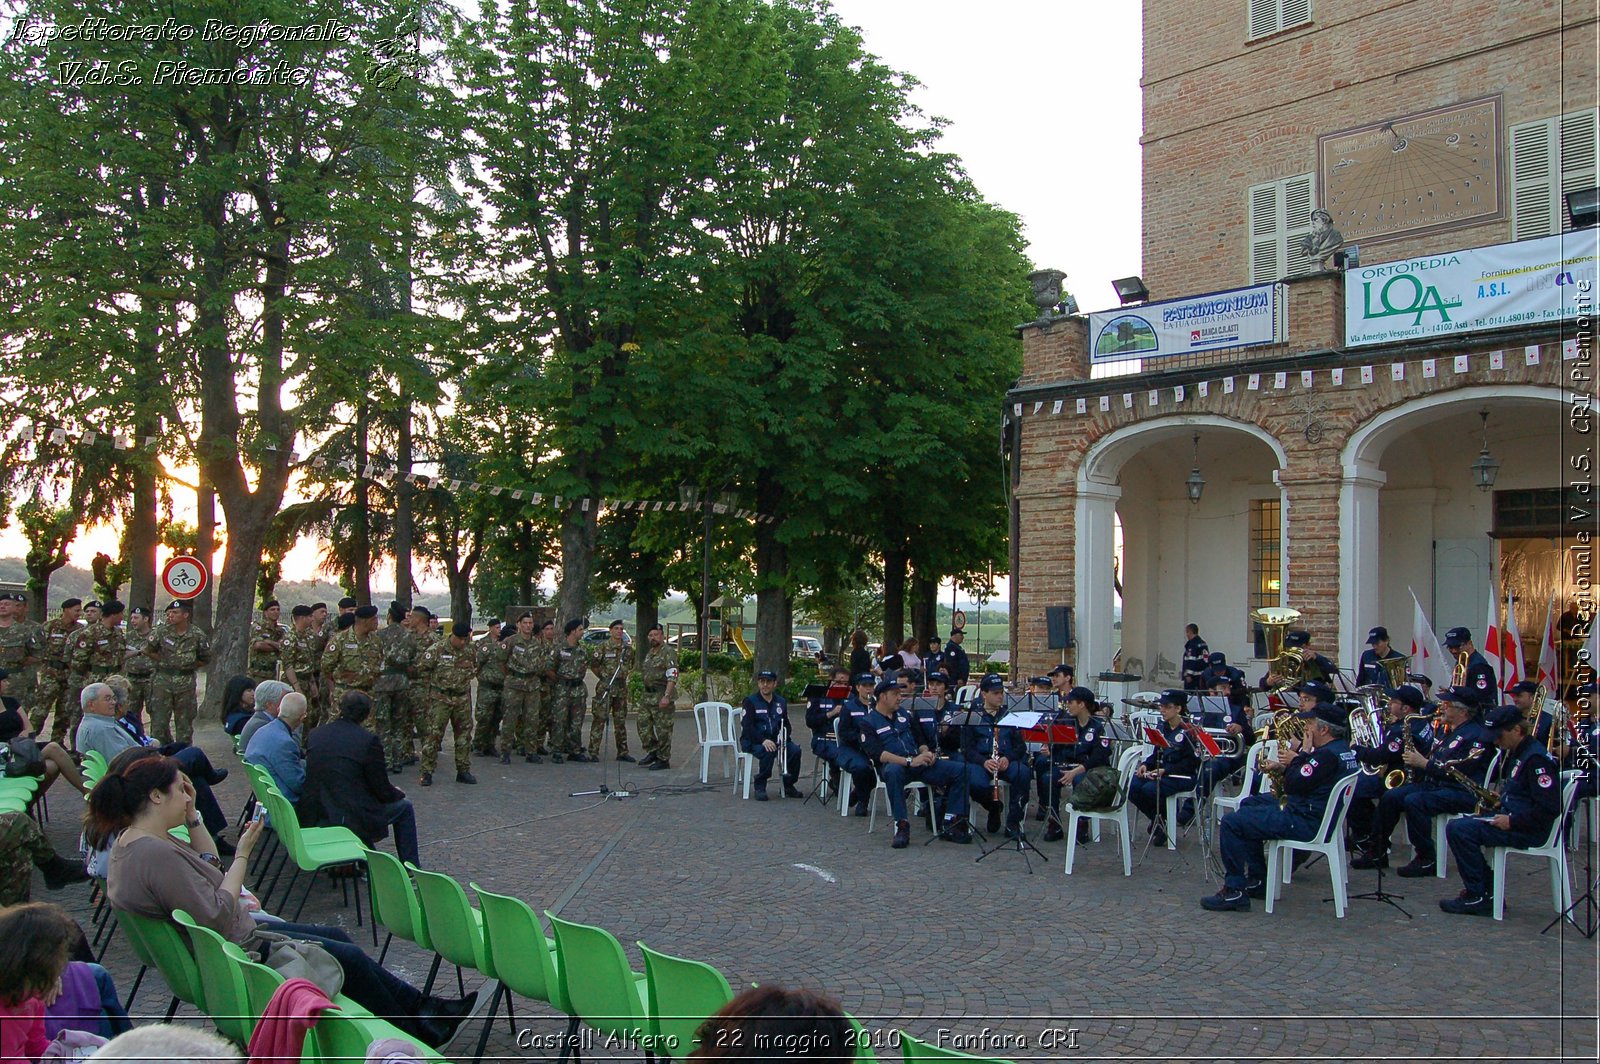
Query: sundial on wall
[{"left": 1318, "top": 97, "right": 1502, "bottom": 244}]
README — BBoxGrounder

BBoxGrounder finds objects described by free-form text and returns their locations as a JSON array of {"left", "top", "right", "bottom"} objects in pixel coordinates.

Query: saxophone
[
  {"left": 1441, "top": 760, "right": 1501, "bottom": 814},
  {"left": 1384, "top": 713, "right": 1434, "bottom": 790}
]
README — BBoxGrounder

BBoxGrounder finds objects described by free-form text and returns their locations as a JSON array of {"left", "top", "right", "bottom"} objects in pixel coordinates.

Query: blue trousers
[
  {"left": 879, "top": 759, "right": 969, "bottom": 823},
  {"left": 1127, "top": 776, "right": 1195, "bottom": 823},
  {"left": 833, "top": 746, "right": 877, "bottom": 807},
  {"left": 1032, "top": 751, "right": 1080, "bottom": 813},
  {"left": 1445, "top": 817, "right": 1543, "bottom": 898},
  {"left": 966, "top": 760, "right": 1031, "bottom": 827},
  {"left": 1195, "top": 755, "right": 1246, "bottom": 798},
  {"left": 1219, "top": 794, "right": 1318, "bottom": 890},
  {"left": 266, "top": 922, "right": 431, "bottom": 1037},
  {"left": 747, "top": 741, "right": 801, "bottom": 787},
  {"left": 1371, "top": 783, "right": 1475, "bottom": 862}
]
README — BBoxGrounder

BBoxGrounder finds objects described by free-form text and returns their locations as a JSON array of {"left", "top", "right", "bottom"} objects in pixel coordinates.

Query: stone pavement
[{"left": 24, "top": 711, "right": 1600, "bottom": 1062}]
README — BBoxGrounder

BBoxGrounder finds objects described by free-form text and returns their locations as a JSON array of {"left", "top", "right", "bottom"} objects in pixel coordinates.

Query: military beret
[
  {"left": 336, "top": 613, "right": 356, "bottom": 631},
  {"left": 129, "top": 606, "right": 149, "bottom": 619},
  {"left": 291, "top": 604, "right": 313, "bottom": 618},
  {"left": 452, "top": 621, "right": 472, "bottom": 638},
  {"left": 563, "top": 617, "right": 585, "bottom": 635},
  {"left": 100, "top": 600, "right": 125, "bottom": 616},
  {"left": 85, "top": 600, "right": 102, "bottom": 610},
  {"left": 311, "top": 603, "right": 328, "bottom": 613},
  {"left": 165, "top": 600, "right": 193, "bottom": 612},
  {"left": 338, "top": 597, "right": 358, "bottom": 609},
  {"left": 609, "top": 619, "right": 625, "bottom": 629},
  {"left": 261, "top": 599, "right": 279, "bottom": 610},
  {"left": 354, "top": 605, "right": 379, "bottom": 620},
  {"left": 61, "top": 598, "right": 82, "bottom": 609}
]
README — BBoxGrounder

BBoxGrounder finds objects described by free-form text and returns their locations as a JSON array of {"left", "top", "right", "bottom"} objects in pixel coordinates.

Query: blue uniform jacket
[
  {"left": 1059, "top": 714, "right": 1113, "bottom": 771},
  {"left": 958, "top": 708, "right": 1026, "bottom": 764},
  {"left": 837, "top": 694, "right": 874, "bottom": 753},
  {"left": 1141, "top": 719, "right": 1201, "bottom": 779},
  {"left": 804, "top": 693, "right": 846, "bottom": 739},
  {"left": 1354, "top": 715, "right": 1434, "bottom": 770},
  {"left": 1422, "top": 719, "right": 1494, "bottom": 787},
  {"left": 1181, "top": 636, "right": 1209, "bottom": 688},
  {"left": 1280, "top": 738, "right": 1356, "bottom": 819},
  {"left": 739, "top": 692, "right": 791, "bottom": 752},
  {"left": 1496, "top": 737, "right": 1564, "bottom": 837},
  {"left": 860, "top": 707, "right": 926, "bottom": 762},
  {"left": 943, "top": 644, "right": 971, "bottom": 686},
  {"left": 1355, "top": 648, "right": 1407, "bottom": 688}
]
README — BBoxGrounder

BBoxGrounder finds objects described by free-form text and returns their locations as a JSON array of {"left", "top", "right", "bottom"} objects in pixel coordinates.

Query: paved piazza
[{"left": 35, "top": 712, "right": 1600, "bottom": 1062}]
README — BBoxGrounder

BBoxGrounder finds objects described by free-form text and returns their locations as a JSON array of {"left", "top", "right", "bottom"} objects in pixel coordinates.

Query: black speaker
[
  {"left": 1253, "top": 623, "right": 1267, "bottom": 659},
  {"left": 1046, "top": 606, "right": 1074, "bottom": 650}
]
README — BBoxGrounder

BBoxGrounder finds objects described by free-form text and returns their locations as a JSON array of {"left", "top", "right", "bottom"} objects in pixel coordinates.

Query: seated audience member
[
  {"left": 689, "top": 986, "right": 849, "bottom": 1063},
  {"left": 238, "top": 681, "right": 292, "bottom": 753},
  {"left": 220, "top": 675, "right": 258, "bottom": 737},
  {"left": 245, "top": 693, "right": 308, "bottom": 806},
  {"left": 91, "top": 1023, "right": 242, "bottom": 1062},
  {"left": 0, "top": 901, "right": 78, "bottom": 1063},
  {"left": 90, "top": 756, "right": 473, "bottom": 1047},
  {"left": 0, "top": 813, "right": 89, "bottom": 907},
  {"left": 0, "top": 669, "right": 85, "bottom": 796},
  {"left": 300, "top": 692, "right": 420, "bottom": 867}
]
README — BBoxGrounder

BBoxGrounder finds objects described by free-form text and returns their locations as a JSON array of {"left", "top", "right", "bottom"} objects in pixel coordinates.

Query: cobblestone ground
[{"left": 26, "top": 712, "right": 1600, "bottom": 1062}]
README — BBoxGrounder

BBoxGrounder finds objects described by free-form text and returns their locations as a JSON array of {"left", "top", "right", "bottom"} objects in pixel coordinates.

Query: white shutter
[
  {"left": 1246, "top": 173, "right": 1317, "bottom": 283},
  {"left": 1281, "top": 0, "right": 1313, "bottom": 30},
  {"left": 1248, "top": 181, "right": 1281, "bottom": 284},
  {"left": 1510, "top": 109, "right": 1599, "bottom": 239},
  {"left": 1283, "top": 174, "right": 1318, "bottom": 276},
  {"left": 1248, "top": 0, "right": 1312, "bottom": 40}
]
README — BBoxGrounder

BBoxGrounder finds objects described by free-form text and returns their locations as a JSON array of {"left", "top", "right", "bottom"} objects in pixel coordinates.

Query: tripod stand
[
  {"left": 1543, "top": 796, "right": 1598, "bottom": 937},
  {"left": 1346, "top": 851, "right": 1412, "bottom": 917},
  {"left": 570, "top": 663, "right": 634, "bottom": 802}
]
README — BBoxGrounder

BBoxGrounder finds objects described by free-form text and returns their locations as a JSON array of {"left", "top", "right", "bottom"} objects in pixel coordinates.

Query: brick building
[{"left": 1006, "top": 0, "right": 1597, "bottom": 689}]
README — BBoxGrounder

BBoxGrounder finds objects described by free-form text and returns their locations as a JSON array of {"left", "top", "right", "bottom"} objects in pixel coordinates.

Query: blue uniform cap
[
  {"left": 1482, "top": 704, "right": 1527, "bottom": 729},
  {"left": 925, "top": 671, "right": 949, "bottom": 685},
  {"left": 874, "top": 678, "right": 899, "bottom": 696},
  {"left": 1158, "top": 689, "right": 1188, "bottom": 707},
  {"left": 756, "top": 669, "right": 778, "bottom": 681},
  {"left": 1437, "top": 685, "right": 1477, "bottom": 705},
  {"left": 1296, "top": 680, "right": 1334, "bottom": 703},
  {"left": 1207, "top": 652, "right": 1226, "bottom": 664},
  {"left": 852, "top": 673, "right": 876, "bottom": 687},
  {"left": 978, "top": 674, "right": 1005, "bottom": 692},
  {"left": 1066, "top": 686, "right": 1096, "bottom": 706},
  {"left": 1443, "top": 626, "right": 1471, "bottom": 647},
  {"left": 1389, "top": 685, "right": 1426, "bottom": 710},
  {"left": 1284, "top": 630, "right": 1310, "bottom": 648},
  {"left": 1366, "top": 626, "right": 1389, "bottom": 644},
  {"left": 1295, "top": 701, "right": 1348, "bottom": 727},
  {"left": 1047, "top": 663, "right": 1074, "bottom": 677}
]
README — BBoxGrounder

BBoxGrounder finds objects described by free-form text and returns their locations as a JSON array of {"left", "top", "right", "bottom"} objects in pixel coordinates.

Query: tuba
[
  {"left": 1251, "top": 607, "right": 1305, "bottom": 695},
  {"left": 1378, "top": 653, "right": 1412, "bottom": 689},
  {"left": 1348, "top": 698, "right": 1385, "bottom": 776}
]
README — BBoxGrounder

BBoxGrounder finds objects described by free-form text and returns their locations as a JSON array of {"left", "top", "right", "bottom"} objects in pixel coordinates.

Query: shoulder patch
[{"left": 1299, "top": 762, "right": 1316, "bottom": 777}]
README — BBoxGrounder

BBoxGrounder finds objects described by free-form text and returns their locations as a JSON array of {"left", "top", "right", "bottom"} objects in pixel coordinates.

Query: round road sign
[{"left": 161, "top": 555, "right": 209, "bottom": 601}]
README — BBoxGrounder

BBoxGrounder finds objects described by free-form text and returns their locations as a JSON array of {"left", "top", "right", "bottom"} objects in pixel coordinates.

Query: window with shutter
[
  {"left": 1248, "top": 0, "right": 1313, "bottom": 41},
  {"left": 1246, "top": 172, "right": 1317, "bottom": 283},
  {"left": 1510, "top": 108, "right": 1598, "bottom": 239}
]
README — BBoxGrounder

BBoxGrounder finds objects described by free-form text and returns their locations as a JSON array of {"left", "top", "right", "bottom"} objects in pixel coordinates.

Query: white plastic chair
[
  {"left": 1214, "top": 740, "right": 1275, "bottom": 826},
  {"left": 954, "top": 685, "right": 978, "bottom": 707},
  {"left": 1489, "top": 771, "right": 1584, "bottom": 921},
  {"left": 693, "top": 701, "right": 738, "bottom": 783},
  {"left": 1264, "top": 772, "right": 1361, "bottom": 918},
  {"left": 1063, "top": 745, "right": 1146, "bottom": 877},
  {"left": 866, "top": 773, "right": 935, "bottom": 834},
  {"left": 1431, "top": 749, "right": 1503, "bottom": 877}
]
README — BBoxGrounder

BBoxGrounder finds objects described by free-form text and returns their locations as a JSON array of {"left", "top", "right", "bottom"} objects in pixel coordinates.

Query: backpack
[{"left": 1070, "top": 765, "right": 1123, "bottom": 811}]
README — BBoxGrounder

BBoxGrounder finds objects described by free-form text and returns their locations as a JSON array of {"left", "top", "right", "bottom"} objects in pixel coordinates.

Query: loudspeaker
[
  {"left": 1045, "top": 606, "right": 1074, "bottom": 650},
  {"left": 1253, "top": 623, "right": 1267, "bottom": 660}
]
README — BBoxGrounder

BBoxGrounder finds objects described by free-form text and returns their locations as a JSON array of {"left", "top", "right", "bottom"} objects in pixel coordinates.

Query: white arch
[
  {"left": 1336, "top": 383, "right": 1569, "bottom": 667},
  {"left": 1073, "top": 414, "right": 1288, "bottom": 686}
]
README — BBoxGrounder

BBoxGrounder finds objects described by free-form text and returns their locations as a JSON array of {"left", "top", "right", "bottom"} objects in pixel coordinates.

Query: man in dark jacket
[{"left": 301, "top": 691, "right": 421, "bottom": 866}]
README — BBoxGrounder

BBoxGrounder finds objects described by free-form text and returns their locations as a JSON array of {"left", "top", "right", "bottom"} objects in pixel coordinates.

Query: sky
[{"left": 1, "top": 1, "right": 1145, "bottom": 606}]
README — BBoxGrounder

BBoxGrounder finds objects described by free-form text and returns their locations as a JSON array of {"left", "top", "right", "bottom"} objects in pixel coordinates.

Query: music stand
[
  {"left": 924, "top": 708, "right": 989, "bottom": 847},
  {"left": 800, "top": 684, "right": 849, "bottom": 808},
  {"left": 973, "top": 704, "right": 1049, "bottom": 872},
  {"left": 1543, "top": 798, "right": 1598, "bottom": 938},
  {"left": 1342, "top": 783, "right": 1412, "bottom": 918}
]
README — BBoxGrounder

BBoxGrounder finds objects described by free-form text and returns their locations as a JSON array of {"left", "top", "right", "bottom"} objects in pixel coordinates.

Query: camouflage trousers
[
  {"left": 528, "top": 681, "right": 557, "bottom": 753},
  {"left": 29, "top": 668, "right": 67, "bottom": 738},
  {"left": 586, "top": 686, "right": 630, "bottom": 759},
  {"left": 551, "top": 681, "right": 586, "bottom": 754},
  {"left": 291, "top": 678, "right": 323, "bottom": 735},
  {"left": 51, "top": 674, "right": 88, "bottom": 748},
  {"left": 637, "top": 688, "right": 674, "bottom": 764},
  {"left": 126, "top": 675, "right": 153, "bottom": 725},
  {"left": 472, "top": 684, "right": 503, "bottom": 754},
  {"left": 0, "top": 810, "right": 55, "bottom": 906},
  {"left": 500, "top": 686, "right": 539, "bottom": 754},
  {"left": 421, "top": 689, "right": 473, "bottom": 777},
  {"left": 148, "top": 676, "right": 198, "bottom": 746},
  {"left": 373, "top": 688, "right": 413, "bottom": 771}
]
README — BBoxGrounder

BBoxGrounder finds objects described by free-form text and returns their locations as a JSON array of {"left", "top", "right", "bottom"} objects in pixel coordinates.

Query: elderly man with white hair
[
  {"left": 238, "top": 679, "right": 292, "bottom": 752},
  {"left": 246, "top": 691, "right": 308, "bottom": 805}
]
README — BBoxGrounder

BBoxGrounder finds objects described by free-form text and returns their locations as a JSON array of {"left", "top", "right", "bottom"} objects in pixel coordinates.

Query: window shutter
[
  {"left": 1248, "top": 0, "right": 1279, "bottom": 39},
  {"left": 1248, "top": 181, "right": 1281, "bottom": 284},
  {"left": 1281, "top": 0, "right": 1313, "bottom": 30},
  {"left": 1510, "top": 117, "right": 1557, "bottom": 240},
  {"left": 1283, "top": 174, "right": 1318, "bottom": 275},
  {"left": 1246, "top": 173, "right": 1317, "bottom": 283},
  {"left": 1558, "top": 109, "right": 1598, "bottom": 232}
]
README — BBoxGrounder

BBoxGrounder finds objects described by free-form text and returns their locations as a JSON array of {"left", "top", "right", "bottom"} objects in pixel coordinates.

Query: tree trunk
[
  {"left": 821, "top": 626, "right": 841, "bottom": 660},
  {"left": 555, "top": 506, "right": 598, "bottom": 626},
  {"left": 515, "top": 520, "right": 537, "bottom": 607},
  {"left": 910, "top": 569, "right": 938, "bottom": 649},
  {"left": 195, "top": 474, "right": 215, "bottom": 631},
  {"left": 635, "top": 593, "right": 660, "bottom": 640},
  {"left": 882, "top": 547, "right": 908, "bottom": 649},
  {"left": 393, "top": 400, "right": 413, "bottom": 607},
  {"left": 753, "top": 515, "right": 792, "bottom": 680},
  {"left": 351, "top": 402, "right": 372, "bottom": 604}
]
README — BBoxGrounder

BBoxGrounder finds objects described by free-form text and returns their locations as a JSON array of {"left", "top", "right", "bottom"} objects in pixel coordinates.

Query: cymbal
[{"left": 1121, "top": 697, "right": 1158, "bottom": 708}]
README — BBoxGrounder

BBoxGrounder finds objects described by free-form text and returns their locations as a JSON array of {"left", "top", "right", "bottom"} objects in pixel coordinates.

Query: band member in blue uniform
[
  {"left": 1442, "top": 704, "right": 1566, "bottom": 915},
  {"left": 1441, "top": 627, "right": 1497, "bottom": 711},
  {"left": 1181, "top": 624, "right": 1209, "bottom": 690},
  {"left": 859, "top": 678, "right": 971, "bottom": 849},
  {"left": 804, "top": 665, "right": 852, "bottom": 795},
  {"left": 739, "top": 670, "right": 801, "bottom": 801},
  {"left": 834, "top": 673, "right": 879, "bottom": 816},
  {"left": 960, "top": 674, "right": 1032, "bottom": 837},
  {"left": 1127, "top": 690, "right": 1201, "bottom": 846},
  {"left": 1176, "top": 678, "right": 1256, "bottom": 827},
  {"left": 1345, "top": 684, "right": 1434, "bottom": 850},
  {"left": 1355, "top": 626, "right": 1408, "bottom": 688},
  {"left": 1039, "top": 686, "right": 1113, "bottom": 842},
  {"left": 1352, "top": 685, "right": 1493, "bottom": 875},
  {"left": 1506, "top": 680, "right": 1555, "bottom": 745},
  {"left": 1261, "top": 630, "right": 1336, "bottom": 690},
  {"left": 1202, "top": 701, "right": 1356, "bottom": 911},
  {"left": 943, "top": 628, "right": 971, "bottom": 688},
  {"left": 1199, "top": 653, "right": 1247, "bottom": 708}
]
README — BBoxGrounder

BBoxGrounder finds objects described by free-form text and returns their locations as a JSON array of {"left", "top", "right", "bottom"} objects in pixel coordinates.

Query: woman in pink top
[{"left": 0, "top": 903, "right": 75, "bottom": 1062}]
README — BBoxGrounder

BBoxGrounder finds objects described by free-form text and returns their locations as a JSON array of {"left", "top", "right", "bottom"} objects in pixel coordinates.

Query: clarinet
[{"left": 990, "top": 715, "right": 1002, "bottom": 804}]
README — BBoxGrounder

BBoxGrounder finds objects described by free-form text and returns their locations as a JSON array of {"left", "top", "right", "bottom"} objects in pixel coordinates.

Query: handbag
[
  {"left": 3, "top": 735, "right": 46, "bottom": 778},
  {"left": 254, "top": 930, "right": 346, "bottom": 997}
]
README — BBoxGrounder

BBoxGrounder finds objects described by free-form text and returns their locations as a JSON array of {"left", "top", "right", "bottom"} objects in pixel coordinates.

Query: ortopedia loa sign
[
  {"left": 1088, "top": 283, "right": 1284, "bottom": 363},
  {"left": 1344, "top": 229, "right": 1598, "bottom": 347}
]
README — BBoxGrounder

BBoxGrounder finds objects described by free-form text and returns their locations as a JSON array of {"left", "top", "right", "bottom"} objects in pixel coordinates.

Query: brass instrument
[
  {"left": 1384, "top": 713, "right": 1434, "bottom": 790},
  {"left": 1451, "top": 646, "right": 1469, "bottom": 686},
  {"left": 1526, "top": 682, "right": 1548, "bottom": 737},
  {"left": 1349, "top": 698, "right": 1385, "bottom": 776},
  {"left": 1251, "top": 607, "right": 1306, "bottom": 695},
  {"left": 1441, "top": 756, "right": 1501, "bottom": 814},
  {"left": 1254, "top": 715, "right": 1307, "bottom": 808},
  {"left": 1378, "top": 653, "right": 1412, "bottom": 689}
]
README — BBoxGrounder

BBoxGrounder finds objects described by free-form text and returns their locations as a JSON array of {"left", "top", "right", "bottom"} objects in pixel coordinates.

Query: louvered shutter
[
  {"left": 1510, "top": 117, "right": 1556, "bottom": 240},
  {"left": 1558, "top": 109, "right": 1598, "bottom": 232},
  {"left": 1283, "top": 174, "right": 1318, "bottom": 275},
  {"left": 1248, "top": 181, "right": 1281, "bottom": 284}
]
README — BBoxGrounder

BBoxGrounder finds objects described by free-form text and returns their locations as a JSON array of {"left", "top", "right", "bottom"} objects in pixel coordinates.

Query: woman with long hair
[{"left": 219, "top": 675, "right": 257, "bottom": 734}]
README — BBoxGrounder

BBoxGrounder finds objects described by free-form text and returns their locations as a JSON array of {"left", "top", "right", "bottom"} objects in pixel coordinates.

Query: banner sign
[
  {"left": 1088, "top": 284, "right": 1283, "bottom": 364},
  {"left": 1344, "top": 230, "right": 1599, "bottom": 347}
]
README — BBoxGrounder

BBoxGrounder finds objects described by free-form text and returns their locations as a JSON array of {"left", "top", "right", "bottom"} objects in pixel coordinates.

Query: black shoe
[
  {"left": 1176, "top": 800, "right": 1195, "bottom": 828},
  {"left": 476, "top": 748, "right": 497, "bottom": 758},
  {"left": 500, "top": 751, "right": 511, "bottom": 765},
  {"left": 550, "top": 753, "right": 565, "bottom": 764},
  {"left": 616, "top": 754, "right": 636, "bottom": 763},
  {"left": 754, "top": 786, "right": 769, "bottom": 801},
  {"left": 525, "top": 754, "right": 544, "bottom": 764},
  {"left": 418, "top": 991, "right": 480, "bottom": 1049},
  {"left": 851, "top": 802, "right": 870, "bottom": 817},
  {"left": 214, "top": 837, "right": 237, "bottom": 857},
  {"left": 648, "top": 760, "right": 671, "bottom": 770},
  {"left": 404, "top": 755, "right": 419, "bottom": 767},
  {"left": 40, "top": 855, "right": 90, "bottom": 890},
  {"left": 939, "top": 824, "right": 974, "bottom": 845},
  {"left": 1245, "top": 880, "right": 1267, "bottom": 900},
  {"left": 1350, "top": 850, "right": 1388, "bottom": 870},
  {"left": 419, "top": 772, "right": 434, "bottom": 787},
  {"left": 1077, "top": 822, "right": 1094, "bottom": 845},
  {"left": 569, "top": 752, "right": 594, "bottom": 764},
  {"left": 1201, "top": 888, "right": 1250, "bottom": 912},
  {"left": 985, "top": 807, "right": 1002, "bottom": 834},
  {"left": 1043, "top": 823, "right": 1064, "bottom": 842},
  {"left": 1396, "top": 859, "right": 1436, "bottom": 878},
  {"left": 1439, "top": 891, "right": 1492, "bottom": 916},
  {"left": 1151, "top": 825, "right": 1168, "bottom": 848},
  {"left": 456, "top": 772, "right": 477, "bottom": 785},
  {"left": 782, "top": 782, "right": 803, "bottom": 799},
  {"left": 536, "top": 746, "right": 550, "bottom": 757},
  {"left": 208, "top": 767, "right": 230, "bottom": 785},
  {"left": 892, "top": 820, "right": 910, "bottom": 849},
  {"left": 639, "top": 753, "right": 658, "bottom": 767},
  {"left": 1033, "top": 807, "right": 1047, "bottom": 822}
]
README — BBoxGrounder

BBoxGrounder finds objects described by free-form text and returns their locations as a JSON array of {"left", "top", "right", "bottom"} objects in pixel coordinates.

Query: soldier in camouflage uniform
[
  {"left": 418, "top": 621, "right": 480, "bottom": 786},
  {"left": 321, "top": 605, "right": 383, "bottom": 731},
  {"left": 529, "top": 619, "right": 560, "bottom": 756},
  {"left": 636, "top": 624, "right": 680, "bottom": 770},
  {"left": 587, "top": 620, "right": 635, "bottom": 761},
  {"left": 122, "top": 606, "right": 157, "bottom": 724},
  {"left": 500, "top": 612, "right": 544, "bottom": 765},
  {"left": 304, "top": 602, "right": 332, "bottom": 730},
  {"left": 0, "top": 593, "right": 34, "bottom": 712},
  {"left": 248, "top": 600, "right": 286, "bottom": 682},
  {"left": 371, "top": 604, "right": 418, "bottom": 773},
  {"left": 472, "top": 620, "right": 507, "bottom": 756},
  {"left": 144, "top": 600, "right": 211, "bottom": 746},
  {"left": 56, "top": 600, "right": 102, "bottom": 746},
  {"left": 63, "top": 601, "right": 126, "bottom": 749},
  {"left": 0, "top": 809, "right": 91, "bottom": 906},
  {"left": 552, "top": 617, "right": 594, "bottom": 763},
  {"left": 26, "top": 598, "right": 83, "bottom": 736},
  {"left": 280, "top": 605, "right": 320, "bottom": 710},
  {"left": 401, "top": 607, "right": 436, "bottom": 766}
]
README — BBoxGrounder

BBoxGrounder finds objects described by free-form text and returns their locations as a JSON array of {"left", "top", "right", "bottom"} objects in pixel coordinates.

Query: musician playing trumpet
[
  {"left": 1441, "top": 627, "right": 1497, "bottom": 712},
  {"left": 1440, "top": 704, "right": 1564, "bottom": 916},
  {"left": 1352, "top": 686, "right": 1493, "bottom": 876},
  {"left": 1506, "top": 680, "right": 1555, "bottom": 745},
  {"left": 1346, "top": 684, "right": 1434, "bottom": 853}
]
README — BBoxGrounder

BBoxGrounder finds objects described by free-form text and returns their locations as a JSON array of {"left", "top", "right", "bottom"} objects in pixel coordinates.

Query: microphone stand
[{"left": 570, "top": 657, "right": 633, "bottom": 801}]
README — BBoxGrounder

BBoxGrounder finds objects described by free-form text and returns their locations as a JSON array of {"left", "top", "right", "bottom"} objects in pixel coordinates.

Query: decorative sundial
[{"left": 1318, "top": 97, "right": 1502, "bottom": 244}]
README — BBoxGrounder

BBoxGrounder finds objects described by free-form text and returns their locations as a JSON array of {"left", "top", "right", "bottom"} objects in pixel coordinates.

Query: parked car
[
  {"left": 792, "top": 636, "right": 824, "bottom": 660},
  {"left": 667, "top": 633, "right": 701, "bottom": 650},
  {"left": 583, "top": 626, "right": 631, "bottom": 645}
]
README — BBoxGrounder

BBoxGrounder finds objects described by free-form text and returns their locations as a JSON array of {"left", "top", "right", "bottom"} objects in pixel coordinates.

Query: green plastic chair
[
  {"left": 471, "top": 885, "right": 568, "bottom": 1064},
  {"left": 81, "top": 749, "right": 109, "bottom": 779},
  {"left": 546, "top": 912, "right": 650, "bottom": 1055},
  {"left": 236, "top": 956, "right": 285, "bottom": 1022},
  {"left": 308, "top": 1008, "right": 450, "bottom": 1064},
  {"left": 116, "top": 908, "right": 205, "bottom": 1021},
  {"left": 637, "top": 941, "right": 733, "bottom": 1061},
  {"left": 901, "top": 1032, "right": 1016, "bottom": 1064},
  {"left": 365, "top": 847, "right": 431, "bottom": 962},
  {"left": 408, "top": 864, "right": 489, "bottom": 999},
  {"left": 260, "top": 788, "right": 367, "bottom": 923},
  {"left": 173, "top": 909, "right": 253, "bottom": 1045}
]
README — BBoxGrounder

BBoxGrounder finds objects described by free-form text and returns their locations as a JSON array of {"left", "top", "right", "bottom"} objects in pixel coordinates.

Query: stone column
[
  {"left": 1338, "top": 461, "right": 1387, "bottom": 669},
  {"left": 1072, "top": 481, "right": 1122, "bottom": 684}
]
